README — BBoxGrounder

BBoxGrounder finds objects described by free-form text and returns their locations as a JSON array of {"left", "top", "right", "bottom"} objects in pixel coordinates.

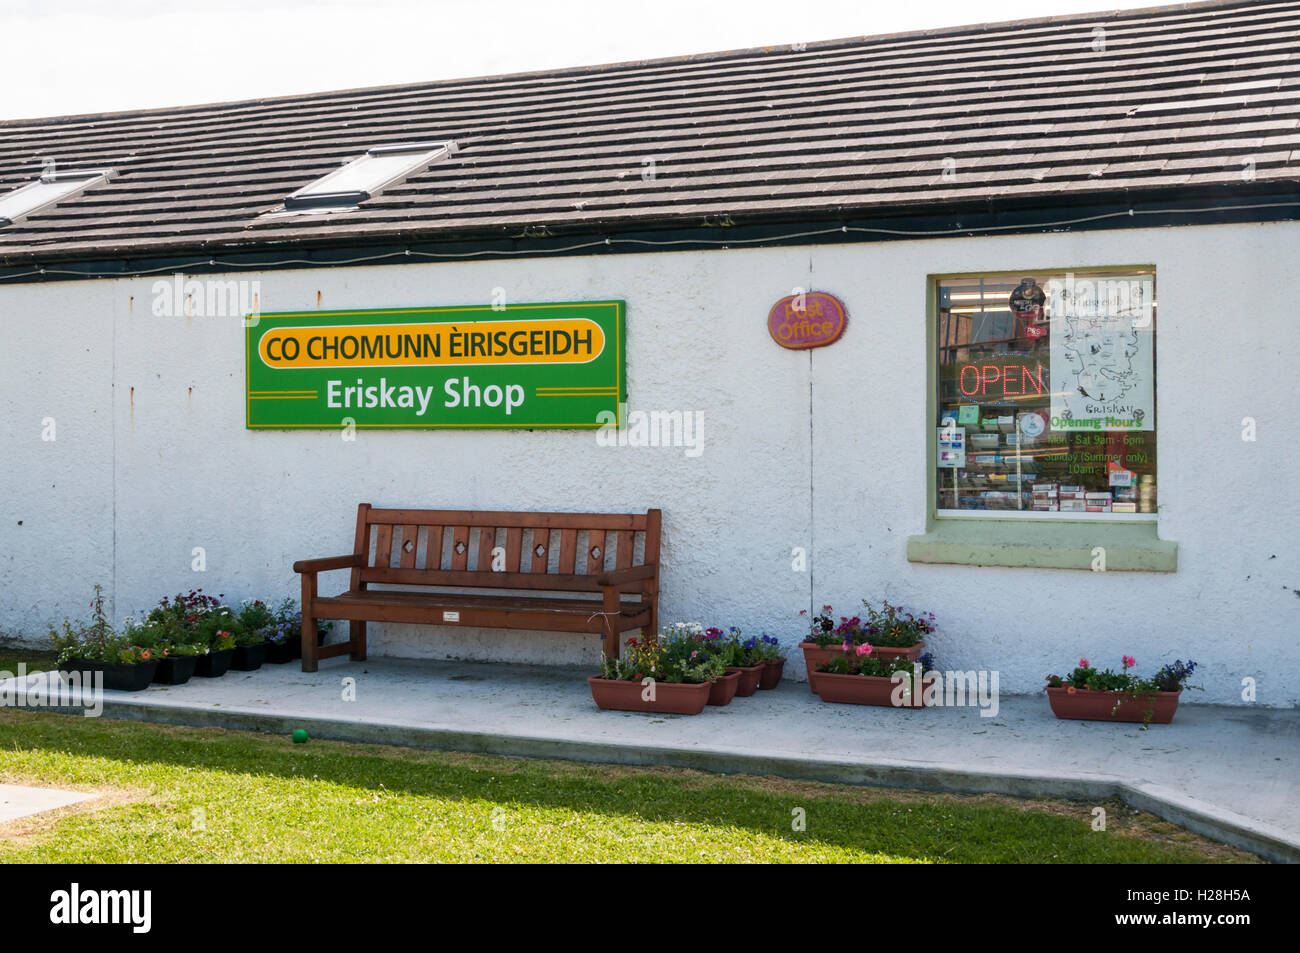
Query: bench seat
[
  {"left": 314, "top": 589, "right": 652, "bottom": 630},
  {"left": 293, "top": 504, "right": 661, "bottom": 672}
]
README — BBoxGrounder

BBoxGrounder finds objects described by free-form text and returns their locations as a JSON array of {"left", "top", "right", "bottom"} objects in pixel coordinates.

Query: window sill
[{"left": 906, "top": 517, "right": 1177, "bottom": 572}]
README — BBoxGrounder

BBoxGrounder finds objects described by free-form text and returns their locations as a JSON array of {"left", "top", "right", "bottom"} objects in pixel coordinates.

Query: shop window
[
  {"left": 935, "top": 269, "right": 1157, "bottom": 519},
  {"left": 909, "top": 267, "right": 1175, "bottom": 572}
]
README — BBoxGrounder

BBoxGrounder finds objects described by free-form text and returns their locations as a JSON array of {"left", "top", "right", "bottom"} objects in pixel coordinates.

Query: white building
[{"left": 2, "top": 0, "right": 1297, "bottom": 705}]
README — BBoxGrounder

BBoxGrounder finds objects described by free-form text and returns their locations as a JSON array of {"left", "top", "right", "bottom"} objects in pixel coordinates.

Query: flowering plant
[
  {"left": 728, "top": 629, "right": 770, "bottom": 666},
  {"left": 598, "top": 624, "right": 726, "bottom": 684},
  {"left": 159, "top": 640, "right": 207, "bottom": 658},
  {"left": 237, "top": 599, "right": 275, "bottom": 635},
  {"left": 1045, "top": 656, "right": 1199, "bottom": 694},
  {"left": 184, "top": 604, "right": 243, "bottom": 651},
  {"left": 802, "top": 601, "right": 934, "bottom": 648},
  {"left": 751, "top": 634, "right": 785, "bottom": 663},
  {"left": 818, "top": 650, "right": 916, "bottom": 679},
  {"left": 146, "top": 589, "right": 223, "bottom": 640},
  {"left": 49, "top": 586, "right": 158, "bottom": 665}
]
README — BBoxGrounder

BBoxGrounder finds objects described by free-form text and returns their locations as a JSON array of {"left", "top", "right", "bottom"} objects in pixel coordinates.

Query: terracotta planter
[
  {"left": 153, "top": 655, "right": 198, "bottom": 685},
  {"left": 809, "top": 670, "right": 924, "bottom": 708},
  {"left": 1046, "top": 686, "right": 1181, "bottom": 724},
  {"left": 587, "top": 676, "right": 711, "bottom": 715},
  {"left": 58, "top": 659, "right": 159, "bottom": 692},
  {"left": 800, "top": 641, "right": 926, "bottom": 693},
  {"left": 707, "top": 670, "right": 741, "bottom": 706},
  {"left": 728, "top": 664, "right": 765, "bottom": 697},
  {"left": 193, "top": 648, "right": 234, "bottom": 678},
  {"left": 758, "top": 658, "right": 785, "bottom": 690}
]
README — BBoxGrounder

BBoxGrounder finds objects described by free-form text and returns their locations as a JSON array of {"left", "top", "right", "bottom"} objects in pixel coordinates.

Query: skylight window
[
  {"left": 0, "top": 169, "right": 112, "bottom": 228},
  {"left": 283, "top": 141, "right": 459, "bottom": 211}
]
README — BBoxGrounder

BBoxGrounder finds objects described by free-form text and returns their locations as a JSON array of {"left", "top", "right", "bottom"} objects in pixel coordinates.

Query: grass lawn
[
  {"left": 0, "top": 644, "right": 55, "bottom": 675},
  {"left": 0, "top": 709, "right": 1258, "bottom": 863}
]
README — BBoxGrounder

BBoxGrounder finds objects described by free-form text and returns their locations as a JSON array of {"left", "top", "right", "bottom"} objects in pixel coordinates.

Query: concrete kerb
[{"left": 13, "top": 696, "right": 1297, "bottom": 864}]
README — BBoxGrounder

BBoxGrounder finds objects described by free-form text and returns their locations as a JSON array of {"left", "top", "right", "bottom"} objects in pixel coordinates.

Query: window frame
[
  {"left": 0, "top": 169, "right": 113, "bottom": 228},
  {"left": 282, "top": 141, "right": 459, "bottom": 212},
  {"left": 907, "top": 266, "right": 1178, "bottom": 572}
]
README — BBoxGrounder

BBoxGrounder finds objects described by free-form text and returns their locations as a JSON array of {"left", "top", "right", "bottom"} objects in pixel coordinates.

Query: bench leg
[
  {"left": 645, "top": 593, "right": 658, "bottom": 644},
  {"left": 350, "top": 620, "right": 367, "bottom": 661},
  {"left": 301, "top": 614, "right": 319, "bottom": 672}
]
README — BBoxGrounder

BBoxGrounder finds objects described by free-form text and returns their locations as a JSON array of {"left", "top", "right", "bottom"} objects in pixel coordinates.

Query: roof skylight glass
[
  {"left": 284, "top": 141, "right": 459, "bottom": 211},
  {"left": 0, "top": 170, "right": 112, "bottom": 228}
]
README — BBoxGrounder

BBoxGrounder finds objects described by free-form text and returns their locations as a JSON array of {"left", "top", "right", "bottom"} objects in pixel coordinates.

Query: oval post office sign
[{"left": 767, "top": 292, "right": 847, "bottom": 349}]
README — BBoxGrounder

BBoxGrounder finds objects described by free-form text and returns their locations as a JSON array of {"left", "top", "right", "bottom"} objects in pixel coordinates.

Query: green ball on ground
[{"left": 292, "top": 729, "right": 309, "bottom": 744}]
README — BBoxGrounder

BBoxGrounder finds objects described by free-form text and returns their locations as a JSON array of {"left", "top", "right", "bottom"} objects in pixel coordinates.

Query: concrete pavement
[{"left": 2, "top": 657, "right": 1296, "bottom": 861}]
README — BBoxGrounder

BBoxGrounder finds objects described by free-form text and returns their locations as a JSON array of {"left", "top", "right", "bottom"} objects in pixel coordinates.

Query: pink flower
[
  {"left": 856, "top": 643, "right": 873, "bottom": 657},
  {"left": 1079, "top": 658, "right": 1089, "bottom": 668},
  {"left": 841, "top": 640, "right": 852, "bottom": 653},
  {"left": 1122, "top": 655, "right": 1136, "bottom": 669}
]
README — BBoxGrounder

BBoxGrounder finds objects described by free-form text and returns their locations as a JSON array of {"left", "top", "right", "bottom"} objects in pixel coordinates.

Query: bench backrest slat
[
  {"left": 367, "top": 508, "right": 646, "bottom": 530},
  {"left": 354, "top": 504, "right": 658, "bottom": 592}
]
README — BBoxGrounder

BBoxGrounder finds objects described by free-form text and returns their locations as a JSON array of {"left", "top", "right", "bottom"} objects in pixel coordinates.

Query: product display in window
[{"left": 935, "top": 271, "right": 1157, "bottom": 517}]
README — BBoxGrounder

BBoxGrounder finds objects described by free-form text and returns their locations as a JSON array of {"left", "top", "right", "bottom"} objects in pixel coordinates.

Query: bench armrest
[
  {"left": 596, "top": 564, "right": 657, "bottom": 587},
  {"left": 293, "top": 553, "right": 363, "bottom": 574}
]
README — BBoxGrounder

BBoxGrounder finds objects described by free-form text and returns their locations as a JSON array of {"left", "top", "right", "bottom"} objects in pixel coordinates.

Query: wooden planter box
[
  {"left": 759, "top": 658, "right": 785, "bottom": 690},
  {"left": 800, "top": 641, "right": 926, "bottom": 693},
  {"left": 588, "top": 676, "right": 711, "bottom": 715},
  {"left": 707, "top": 670, "right": 741, "bottom": 706},
  {"left": 809, "top": 670, "right": 924, "bottom": 708},
  {"left": 1045, "top": 686, "right": 1181, "bottom": 724}
]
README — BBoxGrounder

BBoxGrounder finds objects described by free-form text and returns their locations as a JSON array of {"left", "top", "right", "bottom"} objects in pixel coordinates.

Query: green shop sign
[{"left": 245, "top": 301, "right": 625, "bottom": 429}]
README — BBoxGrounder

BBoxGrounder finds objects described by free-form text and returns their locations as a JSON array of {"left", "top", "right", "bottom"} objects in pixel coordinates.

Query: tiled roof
[{"left": 1, "top": 0, "right": 1298, "bottom": 264}]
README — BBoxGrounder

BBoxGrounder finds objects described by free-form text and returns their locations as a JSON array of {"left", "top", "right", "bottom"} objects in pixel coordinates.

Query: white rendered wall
[{"left": 1, "top": 220, "right": 1296, "bottom": 705}]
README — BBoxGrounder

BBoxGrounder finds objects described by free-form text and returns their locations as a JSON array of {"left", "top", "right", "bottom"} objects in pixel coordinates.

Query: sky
[{"left": 3, "top": 0, "right": 1166, "bottom": 120}]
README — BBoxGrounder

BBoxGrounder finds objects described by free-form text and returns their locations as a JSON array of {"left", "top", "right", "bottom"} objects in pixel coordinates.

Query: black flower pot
[
  {"left": 153, "top": 655, "right": 198, "bottom": 685},
  {"left": 265, "top": 640, "right": 296, "bottom": 664},
  {"left": 231, "top": 642, "right": 267, "bottom": 671},
  {"left": 59, "top": 658, "right": 159, "bottom": 692},
  {"left": 193, "top": 648, "right": 234, "bottom": 678}
]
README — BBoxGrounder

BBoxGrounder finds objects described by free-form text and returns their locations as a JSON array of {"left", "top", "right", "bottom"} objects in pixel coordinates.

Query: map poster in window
[{"left": 1048, "top": 274, "right": 1154, "bottom": 431}]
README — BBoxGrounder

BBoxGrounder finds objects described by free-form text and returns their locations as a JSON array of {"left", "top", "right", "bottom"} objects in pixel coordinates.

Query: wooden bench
[{"left": 292, "top": 504, "right": 662, "bottom": 672}]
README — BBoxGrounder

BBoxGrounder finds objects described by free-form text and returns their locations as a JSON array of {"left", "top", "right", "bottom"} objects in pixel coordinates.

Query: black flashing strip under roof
[{"left": 1, "top": 183, "right": 1298, "bottom": 285}]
